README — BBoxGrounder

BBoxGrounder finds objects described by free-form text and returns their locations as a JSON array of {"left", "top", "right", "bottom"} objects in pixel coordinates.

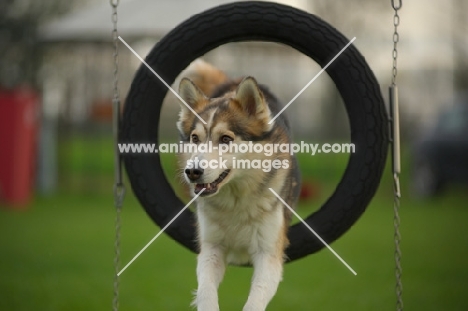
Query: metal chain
[
  {"left": 391, "top": 0, "right": 402, "bottom": 85},
  {"left": 390, "top": 1, "right": 403, "bottom": 310},
  {"left": 113, "top": 184, "right": 125, "bottom": 311},
  {"left": 111, "top": 1, "right": 125, "bottom": 311},
  {"left": 393, "top": 174, "right": 403, "bottom": 311},
  {"left": 111, "top": 0, "right": 120, "bottom": 114}
]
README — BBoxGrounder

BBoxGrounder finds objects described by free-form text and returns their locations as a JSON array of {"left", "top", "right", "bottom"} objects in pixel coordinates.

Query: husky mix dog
[{"left": 177, "top": 60, "right": 300, "bottom": 311}]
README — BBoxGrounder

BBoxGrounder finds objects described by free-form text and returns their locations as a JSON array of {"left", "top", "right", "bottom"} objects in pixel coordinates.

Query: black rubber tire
[{"left": 121, "top": 1, "right": 388, "bottom": 262}]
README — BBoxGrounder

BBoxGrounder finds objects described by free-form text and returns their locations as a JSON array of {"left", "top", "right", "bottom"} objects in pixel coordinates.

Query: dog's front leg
[
  {"left": 193, "top": 243, "right": 226, "bottom": 311},
  {"left": 243, "top": 252, "right": 283, "bottom": 311}
]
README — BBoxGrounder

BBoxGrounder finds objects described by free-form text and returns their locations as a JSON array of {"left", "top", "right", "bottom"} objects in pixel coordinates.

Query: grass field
[{"left": 1, "top": 137, "right": 468, "bottom": 310}]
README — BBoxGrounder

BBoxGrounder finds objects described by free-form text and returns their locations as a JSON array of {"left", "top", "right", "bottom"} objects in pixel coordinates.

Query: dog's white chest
[{"left": 197, "top": 197, "right": 283, "bottom": 265}]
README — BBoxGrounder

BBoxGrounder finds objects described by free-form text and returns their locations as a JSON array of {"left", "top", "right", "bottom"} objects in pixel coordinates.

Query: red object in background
[
  {"left": 0, "top": 87, "right": 39, "bottom": 207},
  {"left": 299, "top": 180, "right": 320, "bottom": 201}
]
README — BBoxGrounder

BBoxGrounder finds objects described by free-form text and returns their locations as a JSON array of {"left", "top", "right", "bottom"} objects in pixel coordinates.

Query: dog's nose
[{"left": 185, "top": 168, "right": 204, "bottom": 181}]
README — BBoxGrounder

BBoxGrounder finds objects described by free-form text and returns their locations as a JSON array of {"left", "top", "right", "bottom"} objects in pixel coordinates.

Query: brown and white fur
[{"left": 177, "top": 60, "right": 300, "bottom": 311}]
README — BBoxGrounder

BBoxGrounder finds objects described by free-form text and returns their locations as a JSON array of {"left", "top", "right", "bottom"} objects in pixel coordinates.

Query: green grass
[
  {"left": 2, "top": 189, "right": 468, "bottom": 310},
  {"left": 1, "top": 136, "right": 468, "bottom": 310}
]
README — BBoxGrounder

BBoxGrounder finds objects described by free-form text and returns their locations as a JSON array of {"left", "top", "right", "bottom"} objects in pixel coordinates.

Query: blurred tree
[{"left": 0, "top": 0, "right": 83, "bottom": 88}]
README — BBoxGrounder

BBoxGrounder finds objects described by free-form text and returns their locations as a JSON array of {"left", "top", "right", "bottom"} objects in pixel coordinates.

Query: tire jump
[{"left": 121, "top": 1, "right": 388, "bottom": 262}]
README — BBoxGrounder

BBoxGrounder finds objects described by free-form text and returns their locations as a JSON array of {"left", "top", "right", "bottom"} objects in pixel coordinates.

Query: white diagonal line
[
  {"left": 269, "top": 37, "right": 357, "bottom": 124},
  {"left": 269, "top": 188, "right": 357, "bottom": 275},
  {"left": 118, "top": 188, "right": 205, "bottom": 276},
  {"left": 118, "top": 36, "right": 207, "bottom": 124}
]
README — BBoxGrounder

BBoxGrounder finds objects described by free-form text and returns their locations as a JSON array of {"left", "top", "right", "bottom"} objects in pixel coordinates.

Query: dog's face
[{"left": 177, "top": 77, "right": 273, "bottom": 197}]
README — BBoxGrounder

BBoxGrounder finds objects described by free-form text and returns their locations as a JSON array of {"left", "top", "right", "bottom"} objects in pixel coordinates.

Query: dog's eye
[
  {"left": 191, "top": 134, "right": 200, "bottom": 143},
  {"left": 220, "top": 135, "right": 233, "bottom": 144}
]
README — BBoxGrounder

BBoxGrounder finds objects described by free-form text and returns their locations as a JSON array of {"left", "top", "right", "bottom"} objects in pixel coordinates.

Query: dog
[{"left": 177, "top": 60, "right": 300, "bottom": 311}]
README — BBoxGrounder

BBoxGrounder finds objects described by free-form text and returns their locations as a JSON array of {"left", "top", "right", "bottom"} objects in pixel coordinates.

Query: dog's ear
[
  {"left": 178, "top": 78, "right": 208, "bottom": 113},
  {"left": 235, "top": 77, "right": 270, "bottom": 119}
]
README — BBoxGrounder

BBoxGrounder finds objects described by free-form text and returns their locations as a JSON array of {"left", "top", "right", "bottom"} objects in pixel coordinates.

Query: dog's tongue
[
  {"left": 195, "top": 183, "right": 215, "bottom": 194},
  {"left": 195, "top": 183, "right": 206, "bottom": 194}
]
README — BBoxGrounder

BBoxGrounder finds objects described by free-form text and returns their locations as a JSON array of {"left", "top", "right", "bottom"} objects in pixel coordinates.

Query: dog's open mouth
[{"left": 194, "top": 169, "right": 231, "bottom": 196}]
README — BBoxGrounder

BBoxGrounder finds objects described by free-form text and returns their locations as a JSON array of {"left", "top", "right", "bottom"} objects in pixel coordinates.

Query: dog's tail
[{"left": 181, "top": 59, "right": 229, "bottom": 97}]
